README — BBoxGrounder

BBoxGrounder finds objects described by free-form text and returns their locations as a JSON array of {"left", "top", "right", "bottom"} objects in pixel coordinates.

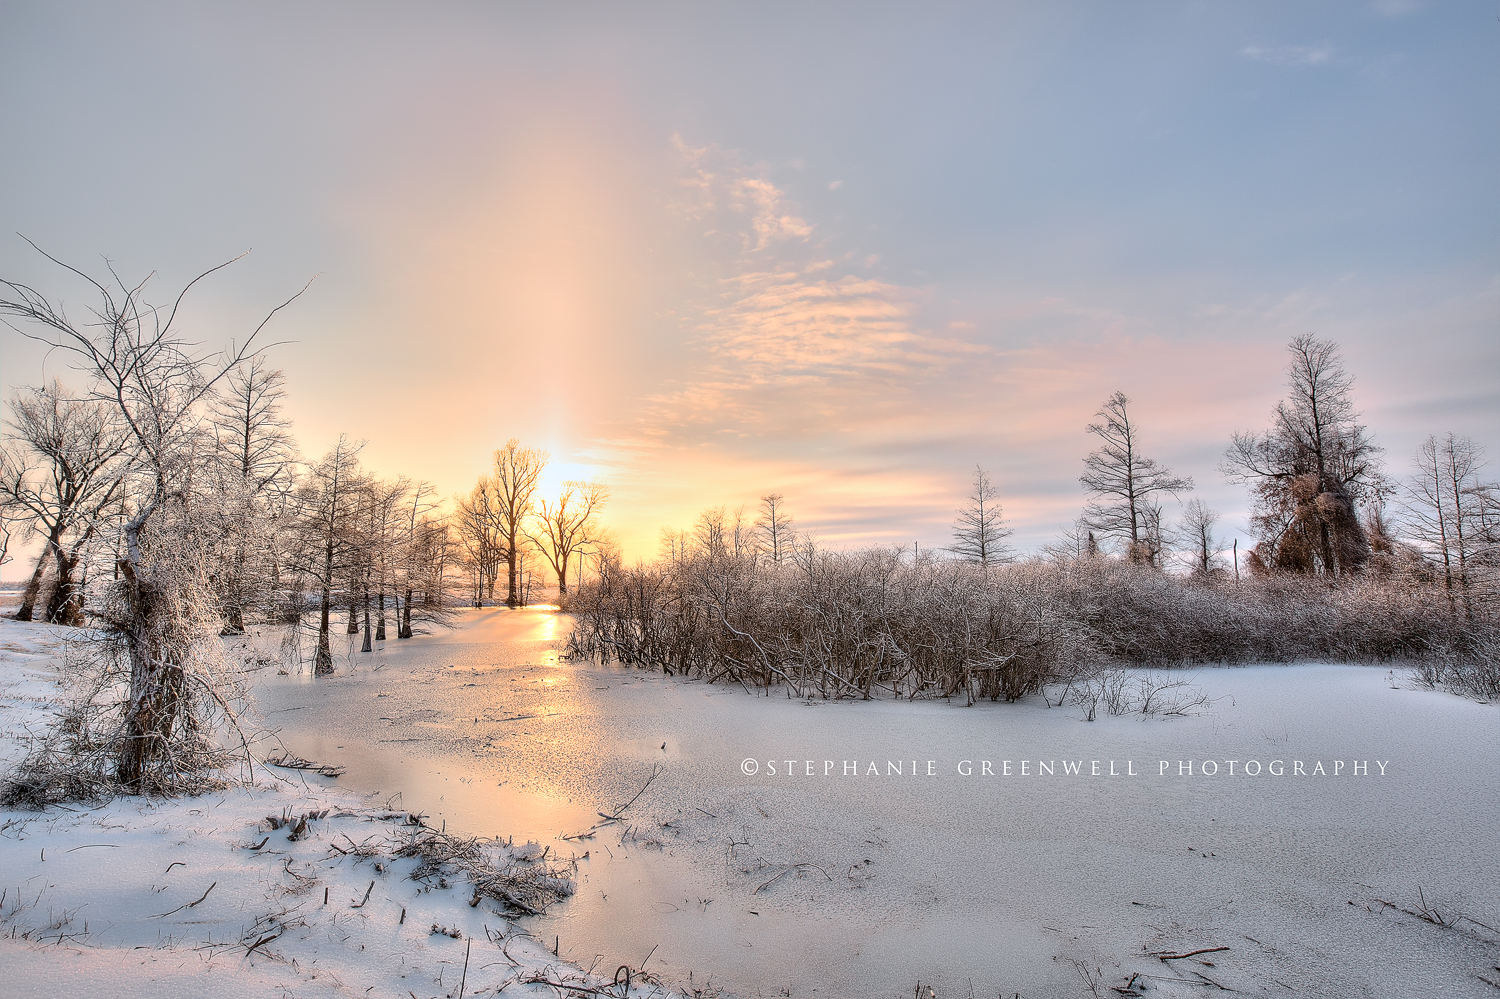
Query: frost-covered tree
[
  {"left": 298, "top": 435, "right": 366, "bottom": 674},
  {"left": 1223, "top": 335, "right": 1381, "bottom": 578},
  {"left": 754, "top": 493, "right": 796, "bottom": 566},
  {"left": 1180, "top": 499, "right": 1227, "bottom": 578},
  {"left": 950, "top": 466, "right": 1014, "bottom": 569},
  {"left": 207, "top": 358, "right": 298, "bottom": 633},
  {"left": 454, "top": 479, "right": 506, "bottom": 605},
  {"left": 393, "top": 481, "right": 444, "bottom": 634},
  {"left": 1080, "top": 392, "right": 1191, "bottom": 565},
  {"left": 0, "top": 245, "right": 307, "bottom": 786},
  {"left": 1404, "top": 433, "right": 1497, "bottom": 617},
  {"left": 490, "top": 440, "right": 547, "bottom": 607},
  {"left": 0, "top": 382, "right": 128, "bottom": 623}
]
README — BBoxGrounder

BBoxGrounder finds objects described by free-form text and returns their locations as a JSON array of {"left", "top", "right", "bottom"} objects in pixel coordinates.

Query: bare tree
[
  {"left": 1222, "top": 335, "right": 1380, "bottom": 577},
  {"left": 207, "top": 358, "right": 297, "bottom": 633},
  {"left": 526, "top": 480, "right": 607, "bottom": 603},
  {"left": 950, "top": 465, "right": 1014, "bottom": 569},
  {"left": 1180, "top": 498, "right": 1227, "bottom": 578},
  {"left": 490, "top": 439, "right": 548, "bottom": 607},
  {"left": 1404, "top": 434, "right": 1496, "bottom": 617},
  {"left": 1080, "top": 392, "right": 1192, "bottom": 565},
  {"left": 364, "top": 476, "right": 409, "bottom": 639},
  {"left": 690, "top": 505, "right": 752, "bottom": 561},
  {"left": 658, "top": 526, "right": 690, "bottom": 565},
  {"left": 754, "top": 493, "right": 796, "bottom": 565},
  {"left": 0, "top": 382, "right": 128, "bottom": 623},
  {"left": 1043, "top": 514, "right": 1100, "bottom": 563},
  {"left": 454, "top": 480, "right": 505, "bottom": 606},
  {"left": 0, "top": 244, "right": 307, "bottom": 786},
  {"left": 345, "top": 475, "right": 410, "bottom": 652},
  {"left": 394, "top": 480, "right": 442, "bottom": 633},
  {"left": 298, "top": 436, "right": 366, "bottom": 674}
]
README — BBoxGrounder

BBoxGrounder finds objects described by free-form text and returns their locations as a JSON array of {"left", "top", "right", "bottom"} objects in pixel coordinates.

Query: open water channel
[{"left": 255, "top": 607, "right": 1500, "bottom": 998}]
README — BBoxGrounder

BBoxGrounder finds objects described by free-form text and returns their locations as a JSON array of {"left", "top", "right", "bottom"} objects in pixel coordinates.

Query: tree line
[
  {"left": 946, "top": 334, "right": 1498, "bottom": 614},
  {"left": 568, "top": 335, "right": 1498, "bottom": 702},
  {"left": 0, "top": 248, "right": 602, "bottom": 791}
]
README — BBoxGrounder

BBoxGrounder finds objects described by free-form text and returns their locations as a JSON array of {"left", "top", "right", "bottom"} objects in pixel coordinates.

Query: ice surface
[
  {"left": 254, "top": 607, "right": 1500, "bottom": 997},
  {"left": 4, "top": 606, "right": 1498, "bottom": 997}
]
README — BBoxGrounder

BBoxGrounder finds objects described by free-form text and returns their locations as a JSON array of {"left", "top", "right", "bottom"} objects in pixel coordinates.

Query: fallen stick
[
  {"left": 754, "top": 863, "right": 833, "bottom": 894},
  {"left": 1153, "top": 946, "right": 1229, "bottom": 961},
  {"left": 458, "top": 938, "right": 472, "bottom": 999},
  {"left": 1191, "top": 969, "right": 1233, "bottom": 991},
  {"left": 245, "top": 929, "right": 283, "bottom": 956},
  {"left": 148, "top": 882, "right": 217, "bottom": 918},
  {"left": 351, "top": 880, "right": 374, "bottom": 908},
  {"left": 599, "top": 764, "right": 663, "bottom": 821},
  {"left": 263, "top": 752, "right": 346, "bottom": 778}
]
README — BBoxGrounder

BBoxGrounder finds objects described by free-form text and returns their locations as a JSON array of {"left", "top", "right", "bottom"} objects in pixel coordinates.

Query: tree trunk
[
  {"left": 221, "top": 537, "right": 249, "bottom": 635},
  {"left": 506, "top": 535, "right": 519, "bottom": 607},
  {"left": 360, "top": 581, "right": 372, "bottom": 653},
  {"left": 347, "top": 593, "right": 360, "bottom": 634},
  {"left": 315, "top": 582, "right": 334, "bottom": 675},
  {"left": 399, "top": 587, "right": 413, "bottom": 639},
  {"left": 15, "top": 543, "right": 52, "bottom": 621},
  {"left": 44, "top": 546, "right": 82, "bottom": 626},
  {"left": 114, "top": 510, "right": 190, "bottom": 789},
  {"left": 375, "top": 591, "right": 387, "bottom": 641},
  {"left": 116, "top": 568, "right": 187, "bottom": 787},
  {"left": 315, "top": 524, "right": 336, "bottom": 675}
]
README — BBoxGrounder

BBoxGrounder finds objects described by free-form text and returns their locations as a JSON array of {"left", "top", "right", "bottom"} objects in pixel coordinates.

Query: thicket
[{"left": 566, "top": 546, "right": 1498, "bottom": 702}]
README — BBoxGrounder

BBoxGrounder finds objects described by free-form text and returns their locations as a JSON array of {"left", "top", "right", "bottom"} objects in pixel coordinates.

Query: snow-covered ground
[
  {"left": 4, "top": 606, "right": 1500, "bottom": 998},
  {"left": 0, "top": 615, "right": 656, "bottom": 999}
]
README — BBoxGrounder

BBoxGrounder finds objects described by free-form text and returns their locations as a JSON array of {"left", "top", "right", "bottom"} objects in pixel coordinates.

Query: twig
[
  {"left": 245, "top": 929, "right": 282, "bottom": 956},
  {"left": 754, "top": 863, "right": 833, "bottom": 894},
  {"left": 148, "top": 881, "right": 216, "bottom": 918},
  {"left": 351, "top": 880, "right": 374, "bottom": 908},
  {"left": 458, "top": 938, "right": 472, "bottom": 999},
  {"left": 599, "top": 764, "right": 664, "bottom": 821},
  {"left": 1153, "top": 946, "right": 1229, "bottom": 961}
]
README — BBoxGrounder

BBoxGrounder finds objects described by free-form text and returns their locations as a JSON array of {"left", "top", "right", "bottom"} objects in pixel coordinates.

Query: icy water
[{"left": 255, "top": 607, "right": 1500, "bottom": 998}]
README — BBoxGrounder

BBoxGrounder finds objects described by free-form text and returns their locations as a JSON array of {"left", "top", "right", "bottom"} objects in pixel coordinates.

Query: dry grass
[
  {"left": 392, "top": 825, "right": 576, "bottom": 917},
  {"left": 567, "top": 548, "right": 1499, "bottom": 701}
]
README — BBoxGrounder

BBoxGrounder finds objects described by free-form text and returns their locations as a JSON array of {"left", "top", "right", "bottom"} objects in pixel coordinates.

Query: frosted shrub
[
  {"left": 1, "top": 507, "right": 251, "bottom": 806},
  {"left": 568, "top": 547, "right": 1497, "bottom": 701}
]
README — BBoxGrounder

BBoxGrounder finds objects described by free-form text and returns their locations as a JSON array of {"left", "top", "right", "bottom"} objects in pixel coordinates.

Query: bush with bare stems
[{"left": 567, "top": 538, "right": 1497, "bottom": 701}]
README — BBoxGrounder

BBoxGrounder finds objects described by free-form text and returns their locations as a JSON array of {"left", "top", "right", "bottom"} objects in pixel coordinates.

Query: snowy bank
[{"left": 0, "top": 617, "right": 654, "bottom": 999}]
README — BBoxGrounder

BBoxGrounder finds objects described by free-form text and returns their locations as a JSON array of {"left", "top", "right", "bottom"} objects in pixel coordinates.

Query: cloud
[
  {"left": 828, "top": 179, "right": 843, "bottom": 190},
  {"left": 1241, "top": 44, "right": 1333, "bottom": 66},
  {"left": 635, "top": 139, "right": 986, "bottom": 437},
  {"left": 670, "top": 135, "right": 812, "bottom": 250}
]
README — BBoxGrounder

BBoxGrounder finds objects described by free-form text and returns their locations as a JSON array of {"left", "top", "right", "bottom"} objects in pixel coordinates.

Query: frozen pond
[{"left": 256, "top": 607, "right": 1500, "bottom": 998}]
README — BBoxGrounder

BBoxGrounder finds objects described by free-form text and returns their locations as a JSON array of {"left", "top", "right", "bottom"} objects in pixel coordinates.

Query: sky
[{"left": 1, "top": 1, "right": 1496, "bottom": 575}]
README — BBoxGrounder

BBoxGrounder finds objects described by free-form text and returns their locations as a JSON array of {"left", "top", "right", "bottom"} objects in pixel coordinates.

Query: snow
[
  {"left": 4, "top": 606, "right": 1500, "bottom": 998},
  {"left": 0, "top": 616, "right": 654, "bottom": 999}
]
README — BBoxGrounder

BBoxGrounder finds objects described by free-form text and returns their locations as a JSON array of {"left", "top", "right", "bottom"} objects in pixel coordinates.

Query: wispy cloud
[
  {"left": 1241, "top": 44, "right": 1334, "bottom": 66},
  {"left": 671, "top": 135, "right": 813, "bottom": 250},
  {"left": 643, "top": 139, "right": 982, "bottom": 432}
]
